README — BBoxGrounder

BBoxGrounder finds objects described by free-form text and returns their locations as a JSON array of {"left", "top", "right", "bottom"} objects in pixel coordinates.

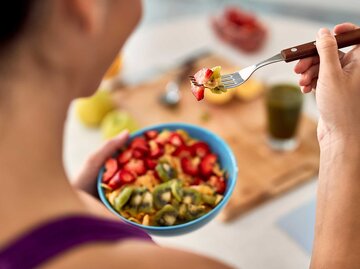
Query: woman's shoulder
[
  {"left": 42, "top": 238, "right": 156, "bottom": 269},
  {"left": 42, "top": 238, "right": 232, "bottom": 269}
]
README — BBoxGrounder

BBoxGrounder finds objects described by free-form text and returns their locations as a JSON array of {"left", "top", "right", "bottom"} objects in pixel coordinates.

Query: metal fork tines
[
  {"left": 189, "top": 53, "right": 284, "bottom": 90},
  {"left": 221, "top": 53, "right": 284, "bottom": 89}
]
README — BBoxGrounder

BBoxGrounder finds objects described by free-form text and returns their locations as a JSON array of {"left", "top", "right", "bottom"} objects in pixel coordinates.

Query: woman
[
  {"left": 0, "top": 1, "right": 358, "bottom": 268},
  {"left": 0, "top": 1, "right": 227, "bottom": 268}
]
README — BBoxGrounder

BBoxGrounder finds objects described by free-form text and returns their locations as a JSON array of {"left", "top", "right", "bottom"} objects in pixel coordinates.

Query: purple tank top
[{"left": 0, "top": 215, "right": 152, "bottom": 269}]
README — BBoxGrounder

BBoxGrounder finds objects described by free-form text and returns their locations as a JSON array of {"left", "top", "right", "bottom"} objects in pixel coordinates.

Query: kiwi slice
[
  {"left": 154, "top": 205, "right": 179, "bottom": 226},
  {"left": 170, "top": 180, "right": 182, "bottom": 202},
  {"left": 155, "top": 162, "right": 177, "bottom": 182},
  {"left": 129, "top": 188, "right": 145, "bottom": 207},
  {"left": 123, "top": 188, "right": 146, "bottom": 216},
  {"left": 179, "top": 204, "right": 206, "bottom": 221},
  {"left": 182, "top": 188, "right": 201, "bottom": 205},
  {"left": 138, "top": 190, "right": 154, "bottom": 213},
  {"left": 187, "top": 204, "right": 206, "bottom": 220},
  {"left": 201, "top": 194, "right": 217, "bottom": 206},
  {"left": 153, "top": 183, "right": 172, "bottom": 209},
  {"left": 114, "top": 187, "right": 133, "bottom": 211}
]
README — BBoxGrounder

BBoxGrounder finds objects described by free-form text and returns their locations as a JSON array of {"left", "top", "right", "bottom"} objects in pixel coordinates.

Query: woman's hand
[
  {"left": 72, "top": 130, "right": 129, "bottom": 196},
  {"left": 294, "top": 23, "right": 360, "bottom": 148}
]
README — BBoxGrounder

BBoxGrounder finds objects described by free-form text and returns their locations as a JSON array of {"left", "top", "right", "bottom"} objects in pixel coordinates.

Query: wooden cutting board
[{"left": 112, "top": 55, "right": 320, "bottom": 222}]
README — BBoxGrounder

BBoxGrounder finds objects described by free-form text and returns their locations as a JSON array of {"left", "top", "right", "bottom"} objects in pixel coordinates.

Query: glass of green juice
[{"left": 265, "top": 83, "right": 303, "bottom": 151}]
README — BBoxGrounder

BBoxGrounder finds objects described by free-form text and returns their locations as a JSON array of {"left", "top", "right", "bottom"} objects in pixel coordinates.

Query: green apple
[
  {"left": 101, "top": 110, "right": 138, "bottom": 139},
  {"left": 75, "top": 90, "right": 115, "bottom": 127}
]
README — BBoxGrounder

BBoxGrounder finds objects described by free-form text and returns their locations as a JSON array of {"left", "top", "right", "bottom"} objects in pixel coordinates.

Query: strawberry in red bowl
[
  {"left": 97, "top": 123, "right": 238, "bottom": 236},
  {"left": 212, "top": 7, "right": 268, "bottom": 53}
]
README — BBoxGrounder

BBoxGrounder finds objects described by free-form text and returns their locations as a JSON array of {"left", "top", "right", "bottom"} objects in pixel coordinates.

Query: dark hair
[{"left": 0, "top": 1, "right": 34, "bottom": 45}]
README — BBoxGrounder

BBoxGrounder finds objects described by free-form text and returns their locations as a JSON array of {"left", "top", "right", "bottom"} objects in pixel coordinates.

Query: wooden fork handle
[{"left": 281, "top": 28, "right": 360, "bottom": 62}]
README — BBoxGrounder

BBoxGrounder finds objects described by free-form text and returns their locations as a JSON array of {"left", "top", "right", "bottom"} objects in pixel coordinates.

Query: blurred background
[
  {"left": 66, "top": 1, "right": 359, "bottom": 269},
  {"left": 141, "top": 0, "right": 360, "bottom": 25}
]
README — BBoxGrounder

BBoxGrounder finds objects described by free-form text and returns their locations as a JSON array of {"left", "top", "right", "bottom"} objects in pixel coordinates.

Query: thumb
[
  {"left": 87, "top": 130, "right": 130, "bottom": 169},
  {"left": 316, "top": 28, "right": 342, "bottom": 76}
]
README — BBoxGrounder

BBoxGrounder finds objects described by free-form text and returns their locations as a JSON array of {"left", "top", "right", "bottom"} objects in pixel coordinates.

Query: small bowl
[{"left": 97, "top": 123, "right": 238, "bottom": 236}]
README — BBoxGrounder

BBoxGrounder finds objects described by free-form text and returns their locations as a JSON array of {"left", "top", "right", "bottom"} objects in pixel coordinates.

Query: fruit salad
[
  {"left": 190, "top": 66, "right": 226, "bottom": 101},
  {"left": 101, "top": 129, "right": 227, "bottom": 226}
]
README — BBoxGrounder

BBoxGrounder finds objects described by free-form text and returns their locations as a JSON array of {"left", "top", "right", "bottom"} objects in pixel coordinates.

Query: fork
[{"left": 190, "top": 28, "right": 360, "bottom": 89}]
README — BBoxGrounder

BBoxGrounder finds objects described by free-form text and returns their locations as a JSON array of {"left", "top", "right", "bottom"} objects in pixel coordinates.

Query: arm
[
  {"left": 113, "top": 241, "right": 234, "bottom": 269},
  {"left": 312, "top": 138, "right": 360, "bottom": 268},
  {"left": 295, "top": 23, "right": 360, "bottom": 268}
]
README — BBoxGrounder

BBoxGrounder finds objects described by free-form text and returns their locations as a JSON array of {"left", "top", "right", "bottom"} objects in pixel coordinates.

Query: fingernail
[{"left": 318, "top": 28, "right": 331, "bottom": 37}]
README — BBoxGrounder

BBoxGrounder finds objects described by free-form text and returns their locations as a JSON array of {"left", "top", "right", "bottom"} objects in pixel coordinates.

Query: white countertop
[{"left": 64, "top": 14, "right": 325, "bottom": 269}]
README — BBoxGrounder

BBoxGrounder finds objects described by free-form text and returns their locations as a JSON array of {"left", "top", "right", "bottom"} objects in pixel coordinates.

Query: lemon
[
  {"left": 235, "top": 79, "right": 265, "bottom": 101},
  {"left": 101, "top": 110, "right": 138, "bottom": 139},
  {"left": 75, "top": 90, "right": 115, "bottom": 127}
]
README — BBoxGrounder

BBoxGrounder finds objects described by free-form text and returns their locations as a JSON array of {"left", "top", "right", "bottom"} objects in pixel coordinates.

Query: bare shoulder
[
  {"left": 43, "top": 240, "right": 233, "bottom": 269},
  {"left": 62, "top": 192, "right": 233, "bottom": 269}
]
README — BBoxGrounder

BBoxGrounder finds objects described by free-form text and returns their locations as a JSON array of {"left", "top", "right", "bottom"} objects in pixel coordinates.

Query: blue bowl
[{"left": 97, "top": 123, "right": 238, "bottom": 236}]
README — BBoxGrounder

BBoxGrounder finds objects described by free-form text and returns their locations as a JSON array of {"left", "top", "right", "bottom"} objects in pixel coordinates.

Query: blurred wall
[{"left": 142, "top": 0, "right": 360, "bottom": 25}]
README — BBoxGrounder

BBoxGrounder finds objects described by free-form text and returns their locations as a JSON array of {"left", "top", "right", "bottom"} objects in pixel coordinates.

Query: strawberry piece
[
  {"left": 208, "top": 176, "right": 226, "bottom": 194},
  {"left": 102, "top": 158, "right": 118, "bottom": 183},
  {"left": 191, "top": 177, "right": 204, "bottom": 186},
  {"left": 190, "top": 67, "right": 213, "bottom": 101},
  {"left": 181, "top": 157, "right": 199, "bottom": 176},
  {"left": 191, "top": 84, "right": 205, "bottom": 101},
  {"left": 119, "top": 170, "right": 136, "bottom": 184},
  {"left": 145, "top": 158, "right": 157, "bottom": 170},
  {"left": 144, "top": 130, "right": 159, "bottom": 140},
  {"left": 123, "top": 159, "right": 146, "bottom": 176},
  {"left": 153, "top": 170, "right": 160, "bottom": 180},
  {"left": 200, "top": 154, "right": 217, "bottom": 177},
  {"left": 117, "top": 149, "right": 133, "bottom": 165},
  {"left": 130, "top": 137, "right": 149, "bottom": 154},
  {"left": 149, "top": 140, "right": 164, "bottom": 159},
  {"left": 172, "top": 145, "right": 193, "bottom": 158},
  {"left": 194, "top": 68, "right": 213, "bottom": 84},
  {"left": 108, "top": 172, "right": 122, "bottom": 189},
  {"left": 191, "top": 142, "right": 210, "bottom": 158},
  {"left": 168, "top": 133, "right": 185, "bottom": 147},
  {"left": 133, "top": 148, "right": 146, "bottom": 159},
  {"left": 155, "top": 131, "right": 171, "bottom": 145},
  {"left": 225, "top": 8, "right": 256, "bottom": 26},
  {"left": 108, "top": 169, "right": 136, "bottom": 189}
]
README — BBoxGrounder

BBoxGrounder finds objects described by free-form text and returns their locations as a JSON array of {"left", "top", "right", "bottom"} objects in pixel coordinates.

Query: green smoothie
[{"left": 266, "top": 84, "right": 303, "bottom": 140}]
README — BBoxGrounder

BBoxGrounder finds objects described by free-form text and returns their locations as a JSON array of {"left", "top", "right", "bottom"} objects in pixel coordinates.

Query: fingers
[
  {"left": 294, "top": 56, "right": 319, "bottom": 74},
  {"left": 316, "top": 28, "right": 342, "bottom": 76},
  {"left": 299, "top": 64, "right": 319, "bottom": 87},
  {"left": 302, "top": 78, "right": 317, "bottom": 94},
  {"left": 334, "top": 22, "right": 359, "bottom": 35},
  {"left": 294, "top": 24, "right": 357, "bottom": 93},
  {"left": 86, "top": 130, "right": 129, "bottom": 170},
  {"left": 73, "top": 130, "right": 129, "bottom": 194},
  {"left": 302, "top": 85, "right": 312, "bottom": 94}
]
